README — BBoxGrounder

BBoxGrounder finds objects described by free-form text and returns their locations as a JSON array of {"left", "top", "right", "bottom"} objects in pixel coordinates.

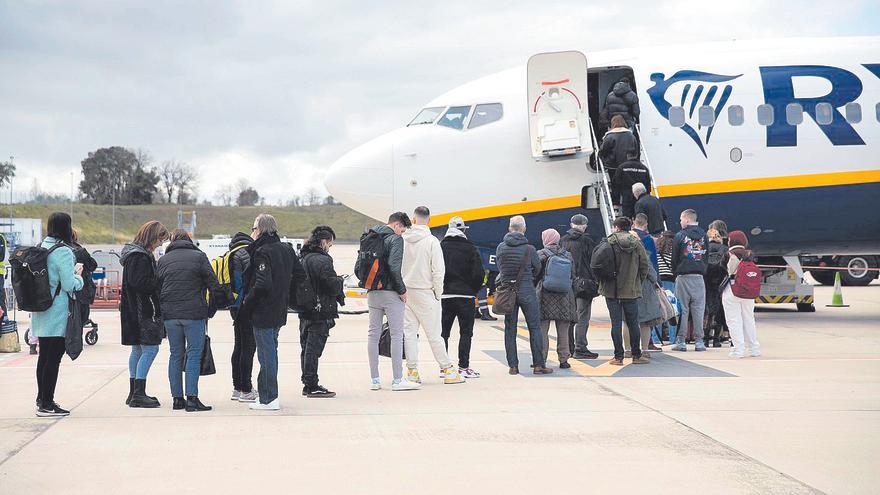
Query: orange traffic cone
[{"left": 826, "top": 272, "right": 849, "bottom": 307}]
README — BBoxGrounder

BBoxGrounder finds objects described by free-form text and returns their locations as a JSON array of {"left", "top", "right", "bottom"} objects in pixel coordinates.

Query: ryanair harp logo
[{"left": 647, "top": 70, "right": 742, "bottom": 157}]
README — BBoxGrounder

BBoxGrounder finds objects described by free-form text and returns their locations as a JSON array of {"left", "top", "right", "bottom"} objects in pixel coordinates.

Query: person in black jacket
[
  {"left": 560, "top": 214, "right": 599, "bottom": 360},
  {"left": 440, "top": 217, "right": 484, "bottom": 378},
  {"left": 613, "top": 151, "right": 652, "bottom": 219},
  {"left": 598, "top": 115, "right": 638, "bottom": 182},
  {"left": 120, "top": 221, "right": 169, "bottom": 409},
  {"left": 157, "top": 229, "right": 221, "bottom": 412},
  {"left": 633, "top": 183, "right": 667, "bottom": 235},
  {"left": 600, "top": 78, "right": 640, "bottom": 128},
  {"left": 298, "top": 226, "right": 345, "bottom": 398},
  {"left": 240, "top": 214, "right": 306, "bottom": 410},
  {"left": 227, "top": 232, "right": 257, "bottom": 403},
  {"left": 71, "top": 229, "right": 98, "bottom": 328}
]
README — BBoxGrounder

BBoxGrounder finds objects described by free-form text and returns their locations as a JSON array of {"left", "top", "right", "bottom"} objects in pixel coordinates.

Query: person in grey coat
[{"left": 536, "top": 229, "right": 576, "bottom": 369}]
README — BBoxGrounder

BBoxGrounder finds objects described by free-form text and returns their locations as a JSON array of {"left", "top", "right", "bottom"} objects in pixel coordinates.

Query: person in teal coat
[{"left": 31, "top": 212, "right": 83, "bottom": 417}]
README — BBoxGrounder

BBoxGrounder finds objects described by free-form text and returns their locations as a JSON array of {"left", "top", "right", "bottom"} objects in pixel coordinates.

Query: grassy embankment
[{"left": 6, "top": 204, "right": 378, "bottom": 244}]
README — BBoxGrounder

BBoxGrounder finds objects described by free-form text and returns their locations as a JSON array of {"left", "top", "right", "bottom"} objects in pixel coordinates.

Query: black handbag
[
  {"left": 200, "top": 333, "right": 216, "bottom": 375},
  {"left": 138, "top": 298, "right": 164, "bottom": 346},
  {"left": 492, "top": 248, "right": 533, "bottom": 316},
  {"left": 574, "top": 276, "right": 599, "bottom": 299},
  {"left": 378, "top": 321, "right": 406, "bottom": 359},
  {"left": 64, "top": 297, "right": 83, "bottom": 360}
]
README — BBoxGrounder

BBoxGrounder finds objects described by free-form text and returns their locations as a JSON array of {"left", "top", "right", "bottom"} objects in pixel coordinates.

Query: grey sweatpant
[
  {"left": 368, "top": 290, "right": 405, "bottom": 381},
  {"left": 674, "top": 274, "right": 706, "bottom": 342}
]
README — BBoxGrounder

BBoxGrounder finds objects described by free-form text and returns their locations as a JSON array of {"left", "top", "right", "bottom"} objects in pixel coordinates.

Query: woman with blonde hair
[{"left": 120, "top": 221, "right": 169, "bottom": 408}]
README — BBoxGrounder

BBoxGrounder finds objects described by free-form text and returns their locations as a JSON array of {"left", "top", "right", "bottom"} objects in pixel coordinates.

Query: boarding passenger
[
  {"left": 723, "top": 230, "right": 761, "bottom": 358},
  {"left": 157, "top": 229, "right": 222, "bottom": 412},
  {"left": 71, "top": 230, "right": 98, "bottom": 330},
  {"left": 704, "top": 226, "right": 729, "bottom": 348},
  {"left": 402, "top": 207, "right": 465, "bottom": 385},
  {"left": 560, "top": 214, "right": 599, "bottom": 359},
  {"left": 707, "top": 219, "right": 730, "bottom": 345},
  {"left": 600, "top": 77, "right": 641, "bottom": 129},
  {"left": 592, "top": 216, "right": 650, "bottom": 365},
  {"left": 496, "top": 216, "right": 549, "bottom": 375},
  {"left": 656, "top": 231, "right": 678, "bottom": 343},
  {"left": 613, "top": 152, "right": 652, "bottom": 219},
  {"left": 440, "top": 216, "right": 485, "bottom": 379},
  {"left": 30, "top": 213, "right": 84, "bottom": 417},
  {"left": 241, "top": 214, "right": 306, "bottom": 409},
  {"left": 359, "top": 212, "right": 420, "bottom": 391},
  {"left": 632, "top": 262, "right": 664, "bottom": 356},
  {"left": 633, "top": 183, "right": 667, "bottom": 235},
  {"left": 120, "top": 221, "right": 169, "bottom": 409},
  {"left": 633, "top": 213, "right": 662, "bottom": 351},
  {"left": 598, "top": 115, "right": 637, "bottom": 180},
  {"left": 671, "top": 209, "right": 709, "bottom": 352},
  {"left": 228, "top": 231, "right": 257, "bottom": 402},
  {"left": 298, "top": 226, "right": 345, "bottom": 398},
  {"left": 536, "top": 229, "right": 575, "bottom": 369}
]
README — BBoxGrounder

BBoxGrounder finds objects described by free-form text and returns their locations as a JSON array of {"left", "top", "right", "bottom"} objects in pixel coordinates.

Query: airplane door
[{"left": 527, "top": 51, "right": 591, "bottom": 160}]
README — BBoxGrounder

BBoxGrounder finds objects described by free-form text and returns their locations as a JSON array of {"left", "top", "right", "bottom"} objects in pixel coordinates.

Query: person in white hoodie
[{"left": 402, "top": 206, "right": 466, "bottom": 385}]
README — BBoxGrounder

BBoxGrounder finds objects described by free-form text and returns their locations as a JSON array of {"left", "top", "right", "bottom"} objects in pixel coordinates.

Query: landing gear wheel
[
  {"left": 809, "top": 270, "right": 835, "bottom": 286},
  {"left": 796, "top": 303, "right": 816, "bottom": 313},
  {"left": 838, "top": 256, "right": 878, "bottom": 287},
  {"left": 85, "top": 330, "right": 98, "bottom": 346}
]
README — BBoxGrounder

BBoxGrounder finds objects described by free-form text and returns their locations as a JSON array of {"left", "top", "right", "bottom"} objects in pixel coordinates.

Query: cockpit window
[
  {"left": 468, "top": 103, "right": 503, "bottom": 129},
  {"left": 408, "top": 107, "right": 444, "bottom": 126},
  {"left": 436, "top": 106, "right": 471, "bottom": 130}
]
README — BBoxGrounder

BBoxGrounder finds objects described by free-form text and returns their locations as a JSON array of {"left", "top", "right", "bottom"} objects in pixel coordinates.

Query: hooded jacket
[
  {"left": 495, "top": 232, "right": 541, "bottom": 289},
  {"left": 598, "top": 128, "right": 637, "bottom": 170},
  {"left": 357, "top": 224, "right": 406, "bottom": 294},
  {"left": 228, "top": 232, "right": 253, "bottom": 307},
  {"left": 240, "top": 233, "right": 305, "bottom": 328},
  {"left": 156, "top": 239, "right": 221, "bottom": 321},
  {"left": 591, "top": 231, "right": 650, "bottom": 300},
  {"left": 560, "top": 227, "right": 596, "bottom": 285},
  {"left": 299, "top": 243, "right": 345, "bottom": 320},
  {"left": 440, "top": 232, "right": 484, "bottom": 297},
  {"left": 601, "top": 81, "right": 640, "bottom": 127},
  {"left": 672, "top": 225, "right": 709, "bottom": 276},
  {"left": 120, "top": 243, "right": 161, "bottom": 345},
  {"left": 402, "top": 224, "right": 445, "bottom": 300}
]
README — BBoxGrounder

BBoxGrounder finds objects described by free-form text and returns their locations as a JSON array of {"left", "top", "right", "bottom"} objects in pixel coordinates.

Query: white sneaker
[
  {"left": 749, "top": 349, "right": 762, "bottom": 357},
  {"left": 406, "top": 367, "right": 422, "bottom": 384},
  {"left": 729, "top": 351, "right": 745, "bottom": 359},
  {"left": 231, "top": 390, "right": 241, "bottom": 401},
  {"left": 370, "top": 378, "right": 381, "bottom": 391},
  {"left": 238, "top": 390, "right": 258, "bottom": 402},
  {"left": 392, "top": 379, "right": 421, "bottom": 391},
  {"left": 459, "top": 367, "right": 480, "bottom": 379},
  {"left": 249, "top": 399, "right": 280, "bottom": 410}
]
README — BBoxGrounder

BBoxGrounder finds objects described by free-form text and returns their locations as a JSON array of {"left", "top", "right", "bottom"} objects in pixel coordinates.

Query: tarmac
[{"left": 0, "top": 244, "right": 878, "bottom": 495}]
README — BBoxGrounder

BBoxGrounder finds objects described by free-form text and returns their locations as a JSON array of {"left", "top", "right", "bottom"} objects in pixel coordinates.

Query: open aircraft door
[{"left": 527, "top": 51, "right": 590, "bottom": 160}]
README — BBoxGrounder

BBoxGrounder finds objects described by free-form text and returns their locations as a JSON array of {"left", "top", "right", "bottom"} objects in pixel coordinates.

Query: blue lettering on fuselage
[{"left": 759, "top": 65, "right": 864, "bottom": 147}]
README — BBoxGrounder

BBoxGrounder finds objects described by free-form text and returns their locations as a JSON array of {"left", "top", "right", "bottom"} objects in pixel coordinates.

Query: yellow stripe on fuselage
[{"left": 428, "top": 169, "right": 880, "bottom": 227}]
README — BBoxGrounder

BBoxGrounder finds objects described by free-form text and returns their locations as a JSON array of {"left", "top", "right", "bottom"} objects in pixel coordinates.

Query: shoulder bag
[{"left": 492, "top": 248, "right": 532, "bottom": 316}]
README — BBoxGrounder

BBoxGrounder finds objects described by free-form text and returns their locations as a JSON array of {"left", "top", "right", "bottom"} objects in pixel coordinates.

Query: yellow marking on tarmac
[{"left": 510, "top": 325, "right": 629, "bottom": 377}]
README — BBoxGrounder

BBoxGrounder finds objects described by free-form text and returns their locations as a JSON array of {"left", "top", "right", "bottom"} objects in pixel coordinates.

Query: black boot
[
  {"left": 29, "top": 344, "right": 38, "bottom": 355},
  {"left": 480, "top": 310, "right": 498, "bottom": 321},
  {"left": 129, "top": 379, "right": 160, "bottom": 408},
  {"left": 172, "top": 397, "right": 186, "bottom": 410},
  {"left": 143, "top": 378, "right": 158, "bottom": 402},
  {"left": 185, "top": 396, "right": 212, "bottom": 412},
  {"left": 125, "top": 378, "right": 135, "bottom": 405}
]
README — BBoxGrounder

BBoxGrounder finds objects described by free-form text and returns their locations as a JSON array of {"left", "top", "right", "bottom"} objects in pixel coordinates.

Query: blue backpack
[{"left": 542, "top": 250, "right": 572, "bottom": 293}]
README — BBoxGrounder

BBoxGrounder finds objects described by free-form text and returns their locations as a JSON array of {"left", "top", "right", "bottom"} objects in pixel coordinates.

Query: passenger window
[
  {"left": 786, "top": 103, "right": 803, "bottom": 125},
  {"left": 815, "top": 102, "right": 833, "bottom": 125},
  {"left": 668, "top": 106, "right": 685, "bottom": 127},
  {"left": 728, "top": 105, "right": 744, "bottom": 126},
  {"left": 436, "top": 106, "right": 471, "bottom": 130},
  {"left": 408, "top": 107, "right": 444, "bottom": 126},
  {"left": 845, "top": 102, "right": 862, "bottom": 123},
  {"left": 468, "top": 103, "right": 503, "bottom": 129},
  {"left": 757, "top": 104, "right": 774, "bottom": 126},
  {"left": 698, "top": 106, "right": 715, "bottom": 126}
]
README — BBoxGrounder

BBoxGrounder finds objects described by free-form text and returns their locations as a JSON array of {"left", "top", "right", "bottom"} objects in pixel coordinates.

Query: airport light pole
[
  {"left": 8, "top": 156, "right": 13, "bottom": 234},
  {"left": 69, "top": 171, "right": 74, "bottom": 220}
]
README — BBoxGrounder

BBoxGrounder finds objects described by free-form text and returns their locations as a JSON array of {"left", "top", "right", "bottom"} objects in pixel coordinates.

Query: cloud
[{"left": 1, "top": 1, "right": 875, "bottom": 200}]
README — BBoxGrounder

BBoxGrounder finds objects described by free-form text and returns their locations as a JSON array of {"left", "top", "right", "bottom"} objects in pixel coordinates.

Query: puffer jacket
[
  {"left": 536, "top": 245, "right": 576, "bottom": 322},
  {"left": 602, "top": 81, "right": 640, "bottom": 127},
  {"left": 637, "top": 264, "right": 663, "bottom": 324},
  {"left": 598, "top": 128, "right": 637, "bottom": 171},
  {"left": 495, "top": 232, "right": 540, "bottom": 289},
  {"left": 591, "top": 231, "right": 650, "bottom": 300},
  {"left": 120, "top": 243, "right": 161, "bottom": 345},
  {"left": 156, "top": 239, "right": 220, "bottom": 321},
  {"left": 402, "top": 224, "right": 445, "bottom": 300},
  {"left": 299, "top": 243, "right": 345, "bottom": 320},
  {"left": 440, "top": 232, "right": 484, "bottom": 297}
]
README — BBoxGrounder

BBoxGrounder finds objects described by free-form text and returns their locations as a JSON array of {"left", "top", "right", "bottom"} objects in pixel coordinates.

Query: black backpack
[
  {"left": 355, "top": 229, "right": 390, "bottom": 290},
  {"left": 294, "top": 253, "right": 320, "bottom": 313},
  {"left": 10, "top": 243, "right": 66, "bottom": 312},
  {"left": 591, "top": 240, "right": 618, "bottom": 282}
]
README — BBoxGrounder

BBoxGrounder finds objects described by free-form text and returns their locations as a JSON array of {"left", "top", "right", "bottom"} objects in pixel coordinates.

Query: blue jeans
[
  {"left": 606, "top": 298, "right": 641, "bottom": 360},
  {"left": 661, "top": 281, "right": 679, "bottom": 342},
  {"left": 254, "top": 327, "right": 280, "bottom": 404},
  {"left": 166, "top": 319, "right": 206, "bottom": 398},
  {"left": 503, "top": 286, "right": 545, "bottom": 368},
  {"left": 129, "top": 345, "right": 159, "bottom": 380}
]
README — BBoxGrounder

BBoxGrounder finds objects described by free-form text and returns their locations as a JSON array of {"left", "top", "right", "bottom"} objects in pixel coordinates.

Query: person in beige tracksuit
[{"left": 402, "top": 206, "right": 465, "bottom": 385}]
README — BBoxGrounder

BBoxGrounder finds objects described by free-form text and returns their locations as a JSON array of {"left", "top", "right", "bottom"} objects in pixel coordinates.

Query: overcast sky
[{"left": 1, "top": 1, "right": 877, "bottom": 204}]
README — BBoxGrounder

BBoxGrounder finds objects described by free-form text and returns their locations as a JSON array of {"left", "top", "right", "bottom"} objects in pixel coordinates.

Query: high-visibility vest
[{"left": 0, "top": 235, "right": 6, "bottom": 276}]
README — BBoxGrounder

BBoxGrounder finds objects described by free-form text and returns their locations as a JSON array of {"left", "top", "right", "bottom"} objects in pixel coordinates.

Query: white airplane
[{"left": 325, "top": 37, "right": 880, "bottom": 288}]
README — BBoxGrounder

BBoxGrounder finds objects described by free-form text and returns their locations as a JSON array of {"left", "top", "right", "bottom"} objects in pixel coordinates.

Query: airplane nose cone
[{"left": 325, "top": 132, "right": 395, "bottom": 220}]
